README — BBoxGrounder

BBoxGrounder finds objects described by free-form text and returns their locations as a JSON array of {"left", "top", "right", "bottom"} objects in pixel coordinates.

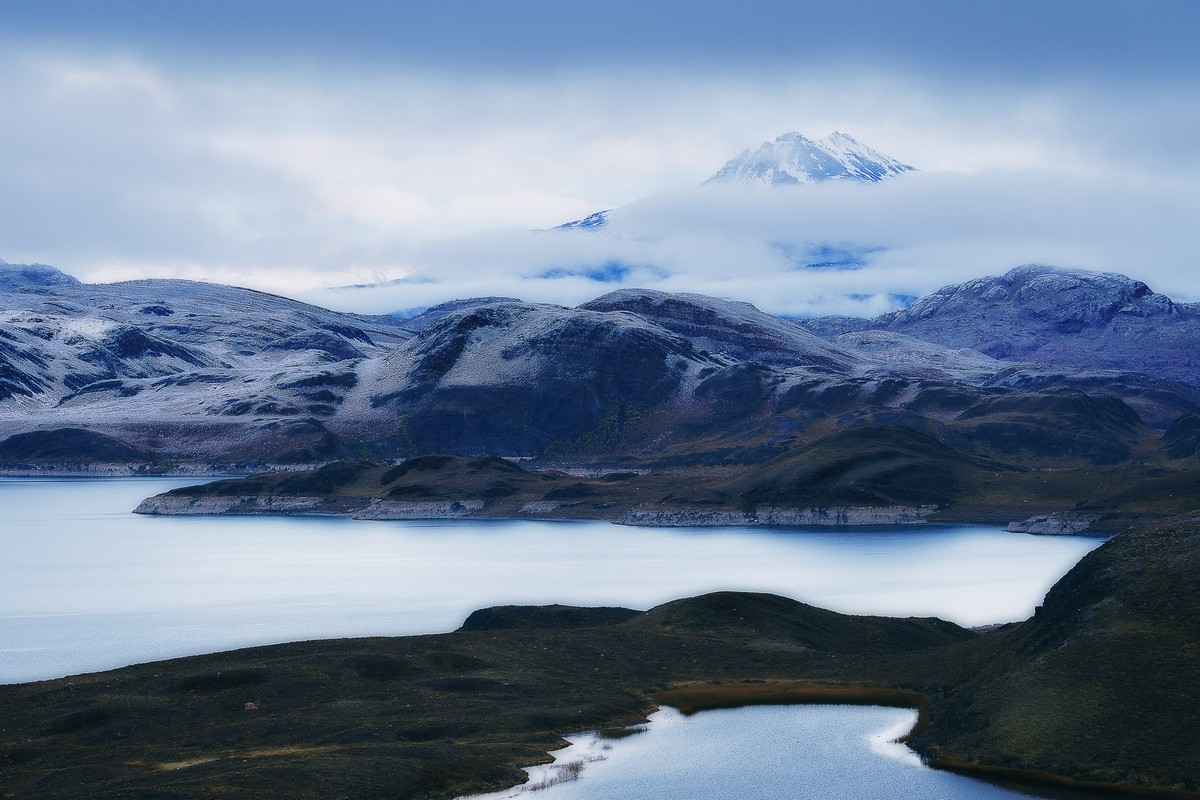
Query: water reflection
[
  {"left": 465, "top": 706, "right": 1040, "bottom": 800},
  {"left": 0, "top": 478, "right": 1100, "bottom": 683}
]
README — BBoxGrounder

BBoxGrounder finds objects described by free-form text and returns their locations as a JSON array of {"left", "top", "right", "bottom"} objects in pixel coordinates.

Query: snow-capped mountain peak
[{"left": 705, "top": 131, "right": 915, "bottom": 186}]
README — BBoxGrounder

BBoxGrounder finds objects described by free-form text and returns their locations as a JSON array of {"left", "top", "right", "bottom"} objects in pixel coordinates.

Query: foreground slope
[
  {"left": 0, "top": 593, "right": 970, "bottom": 800},
  {"left": 2, "top": 515, "right": 1199, "bottom": 798},
  {"left": 907, "top": 514, "right": 1200, "bottom": 791}
]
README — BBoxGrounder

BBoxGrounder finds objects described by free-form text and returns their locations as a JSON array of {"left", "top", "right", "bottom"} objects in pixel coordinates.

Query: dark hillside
[
  {"left": 0, "top": 593, "right": 969, "bottom": 800},
  {"left": 3, "top": 516, "right": 1200, "bottom": 798},
  {"left": 908, "top": 515, "right": 1200, "bottom": 791},
  {"left": 735, "top": 425, "right": 979, "bottom": 508}
]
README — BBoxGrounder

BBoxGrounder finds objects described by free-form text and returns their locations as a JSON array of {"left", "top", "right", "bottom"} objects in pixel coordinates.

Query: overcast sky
[{"left": 2, "top": 0, "right": 1198, "bottom": 316}]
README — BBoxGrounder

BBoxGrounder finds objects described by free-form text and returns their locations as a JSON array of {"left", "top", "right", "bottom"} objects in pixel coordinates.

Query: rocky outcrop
[
  {"left": 519, "top": 500, "right": 565, "bottom": 514},
  {"left": 134, "top": 495, "right": 332, "bottom": 515},
  {"left": 617, "top": 507, "right": 753, "bottom": 526},
  {"left": 134, "top": 493, "right": 495, "bottom": 520},
  {"left": 617, "top": 504, "right": 936, "bottom": 527},
  {"left": 350, "top": 499, "right": 484, "bottom": 520},
  {"left": 756, "top": 504, "right": 937, "bottom": 525},
  {"left": 1005, "top": 512, "right": 1102, "bottom": 535}
]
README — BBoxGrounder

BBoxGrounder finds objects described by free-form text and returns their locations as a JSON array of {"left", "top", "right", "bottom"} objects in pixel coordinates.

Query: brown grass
[
  {"left": 156, "top": 745, "right": 343, "bottom": 772},
  {"left": 654, "top": 681, "right": 927, "bottom": 716}
]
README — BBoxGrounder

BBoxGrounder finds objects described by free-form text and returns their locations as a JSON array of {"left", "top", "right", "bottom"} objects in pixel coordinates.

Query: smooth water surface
[
  {"left": 466, "top": 705, "right": 1038, "bottom": 800},
  {"left": 0, "top": 477, "right": 1101, "bottom": 683}
]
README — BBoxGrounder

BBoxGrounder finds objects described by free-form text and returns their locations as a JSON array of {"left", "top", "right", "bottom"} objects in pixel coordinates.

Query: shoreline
[
  {"left": 130, "top": 492, "right": 1116, "bottom": 534},
  {"left": 131, "top": 492, "right": 947, "bottom": 527},
  {"left": 5, "top": 663, "right": 1196, "bottom": 800},
  {"left": 1, "top": 586, "right": 1196, "bottom": 799},
  {"left": 4, "top": 461, "right": 1172, "bottom": 534},
  {"left": 649, "top": 682, "right": 1200, "bottom": 800},
  {"left": 0, "top": 470, "right": 1109, "bottom": 534}
]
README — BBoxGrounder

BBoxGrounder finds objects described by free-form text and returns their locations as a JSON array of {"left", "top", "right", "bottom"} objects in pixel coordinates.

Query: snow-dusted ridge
[
  {"left": 705, "top": 131, "right": 915, "bottom": 186},
  {"left": 3, "top": 259, "right": 1200, "bottom": 471}
]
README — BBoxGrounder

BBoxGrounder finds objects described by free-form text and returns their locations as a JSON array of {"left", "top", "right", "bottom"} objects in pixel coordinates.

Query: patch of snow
[{"left": 705, "top": 131, "right": 915, "bottom": 186}]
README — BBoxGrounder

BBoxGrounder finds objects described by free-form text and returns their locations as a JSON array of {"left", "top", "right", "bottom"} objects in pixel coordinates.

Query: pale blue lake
[
  {"left": 466, "top": 705, "right": 1043, "bottom": 800},
  {"left": 0, "top": 477, "right": 1100, "bottom": 684}
]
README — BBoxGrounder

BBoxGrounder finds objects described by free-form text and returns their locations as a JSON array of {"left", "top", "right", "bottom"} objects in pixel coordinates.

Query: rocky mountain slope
[
  {"left": 801, "top": 264, "right": 1200, "bottom": 385},
  {"left": 0, "top": 261, "right": 413, "bottom": 466}
]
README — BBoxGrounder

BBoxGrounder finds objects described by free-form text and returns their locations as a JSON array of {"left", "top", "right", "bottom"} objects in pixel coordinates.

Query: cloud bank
[
  {"left": 301, "top": 169, "right": 1200, "bottom": 317},
  {"left": 1, "top": 1, "right": 1198, "bottom": 317}
]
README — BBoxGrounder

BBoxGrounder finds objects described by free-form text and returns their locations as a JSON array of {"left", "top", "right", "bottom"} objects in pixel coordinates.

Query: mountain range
[{"left": 5, "top": 258, "right": 1200, "bottom": 529}]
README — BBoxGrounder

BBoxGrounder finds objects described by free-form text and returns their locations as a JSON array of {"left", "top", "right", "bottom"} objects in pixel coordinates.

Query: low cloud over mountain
[{"left": 315, "top": 161, "right": 1200, "bottom": 319}]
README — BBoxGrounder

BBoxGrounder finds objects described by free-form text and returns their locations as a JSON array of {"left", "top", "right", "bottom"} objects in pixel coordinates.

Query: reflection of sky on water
[
  {"left": 467, "top": 706, "right": 1037, "bottom": 800},
  {"left": 0, "top": 478, "right": 1099, "bottom": 683}
]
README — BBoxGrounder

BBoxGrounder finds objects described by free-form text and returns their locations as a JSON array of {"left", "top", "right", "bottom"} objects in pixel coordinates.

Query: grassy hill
[
  {"left": 2, "top": 516, "right": 1199, "bottom": 798},
  {"left": 905, "top": 515, "right": 1200, "bottom": 792}
]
